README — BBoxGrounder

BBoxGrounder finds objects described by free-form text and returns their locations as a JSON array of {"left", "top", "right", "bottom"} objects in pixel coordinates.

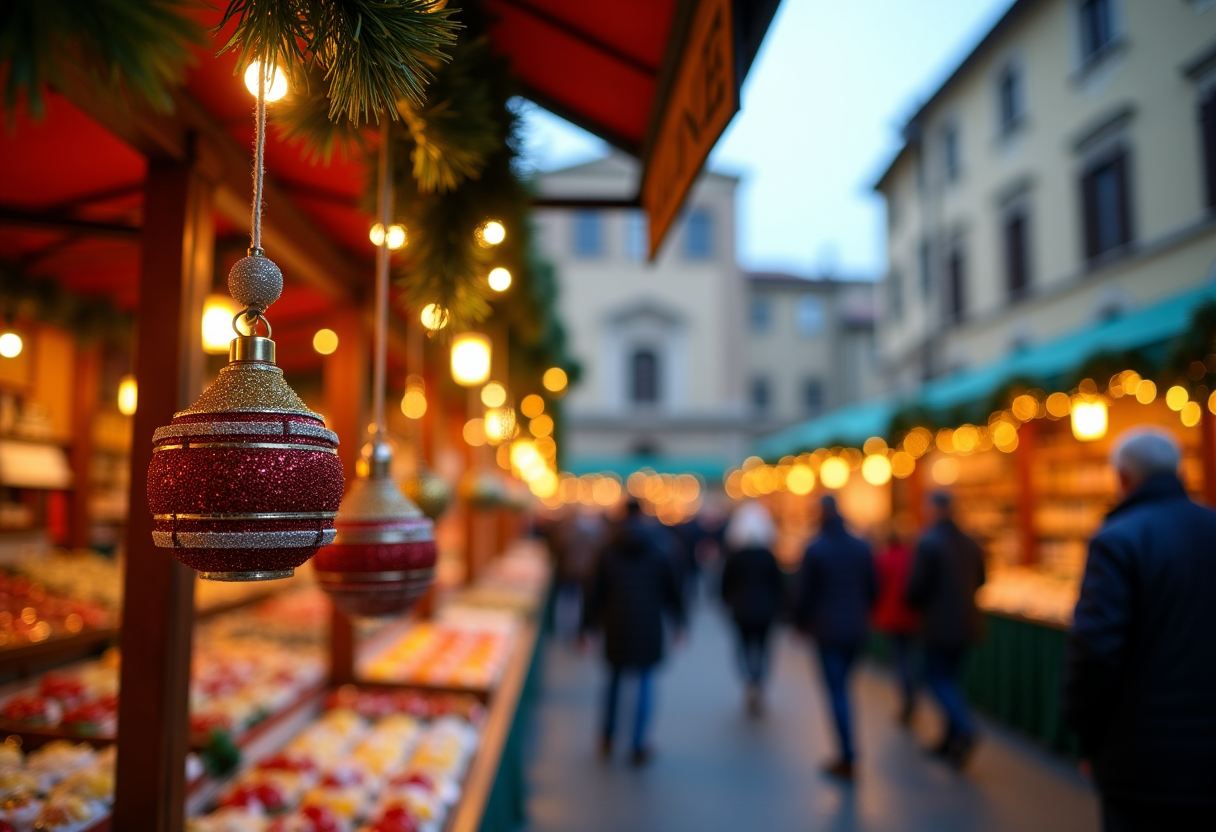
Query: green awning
[
  {"left": 752, "top": 397, "right": 898, "bottom": 459},
  {"left": 565, "top": 455, "right": 727, "bottom": 481},
  {"left": 752, "top": 280, "right": 1216, "bottom": 458}
]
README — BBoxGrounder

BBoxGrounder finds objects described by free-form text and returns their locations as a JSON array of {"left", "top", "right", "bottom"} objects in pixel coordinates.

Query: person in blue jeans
[
  {"left": 906, "top": 491, "right": 986, "bottom": 769},
  {"left": 582, "top": 499, "right": 687, "bottom": 766},
  {"left": 795, "top": 496, "right": 876, "bottom": 781}
]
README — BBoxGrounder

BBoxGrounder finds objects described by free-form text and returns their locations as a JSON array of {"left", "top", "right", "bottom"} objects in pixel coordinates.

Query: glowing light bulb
[
  {"left": 420, "top": 304, "right": 448, "bottom": 331},
  {"left": 786, "top": 464, "right": 815, "bottom": 496},
  {"left": 819, "top": 457, "right": 849, "bottom": 490},
  {"left": 861, "top": 454, "right": 892, "bottom": 486},
  {"left": 243, "top": 62, "right": 288, "bottom": 101},
  {"left": 1165, "top": 385, "right": 1189, "bottom": 411},
  {"left": 542, "top": 367, "right": 568, "bottom": 393},
  {"left": 480, "top": 220, "right": 505, "bottom": 245},
  {"left": 401, "top": 389, "right": 427, "bottom": 419},
  {"left": 481, "top": 381, "right": 506, "bottom": 408},
  {"left": 201, "top": 295, "right": 242, "bottom": 354},
  {"left": 312, "top": 328, "right": 339, "bottom": 355},
  {"left": 0, "top": 332, "right": 22, "bottom": 358},
  {"left": 117, "top": 375, "right": 138, "bottom": 416},
  {"left": 1070, "top": 399, "right": 1108, "bottom": 442},
  {"left": 520, "top": 394, "right": 545, "bottom": 419},
  {"left": 488, "top": 267, "right": 512, "bottom": 292},
  {"left": 450, "top": 332, "right": 491, "bottom": 387}
]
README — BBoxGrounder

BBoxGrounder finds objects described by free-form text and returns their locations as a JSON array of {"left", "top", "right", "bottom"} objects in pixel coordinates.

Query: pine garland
[
  {"left": 0, "top": 260, "right": 132, "bottom": 344},
  {"left": 0, "top": 0, "right": 203, "bottom": 121},
  {"left": 215, "top": 0, "right": 460, "bottom": 123}
]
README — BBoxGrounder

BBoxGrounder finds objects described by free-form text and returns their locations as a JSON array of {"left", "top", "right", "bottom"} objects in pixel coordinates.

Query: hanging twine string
[
  {"left": 373, "top": 118, "right": 392, "bottom": 437},
  {"left": 251, "top": 61, "right": 267, "bottom": 253}
]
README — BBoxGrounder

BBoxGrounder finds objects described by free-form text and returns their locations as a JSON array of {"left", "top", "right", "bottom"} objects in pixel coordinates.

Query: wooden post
[
  {"left": 1015, "top": 418, "right": 1039, "bottom": 564},
  {"left": 68, "top": 345, "right": 100, "bottom": 550},
  {"left": 323, "top": 306, "right": 368, "bottom": 685},
  {"left": 113, "top": 150, "right": 214, "bottom": 832},
  {"left": 1201, "top": 408, "right": 1216, "bottom": 509}
]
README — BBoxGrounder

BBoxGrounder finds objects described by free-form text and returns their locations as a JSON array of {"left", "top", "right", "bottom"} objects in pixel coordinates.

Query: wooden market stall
[
  {"left": 744, "top": 283, "right": 1216, "bottom": 755},
  {"left": 0, "top": 2, "right": 778, "bottom": 830}
]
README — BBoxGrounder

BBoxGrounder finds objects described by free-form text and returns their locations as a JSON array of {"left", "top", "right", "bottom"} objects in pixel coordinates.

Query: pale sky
[{"left": 518, "top": 0, "right": 1017, "bottom": 278}]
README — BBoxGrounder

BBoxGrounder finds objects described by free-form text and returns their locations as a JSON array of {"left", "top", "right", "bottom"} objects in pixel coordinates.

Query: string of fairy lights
[{"left": 723, "top": 367, "right": 1216, "bottom": 500}]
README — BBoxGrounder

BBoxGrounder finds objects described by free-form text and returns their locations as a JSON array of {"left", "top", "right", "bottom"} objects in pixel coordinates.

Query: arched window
[{"left": 631, "top": 349, "right": 659, "bottom": 404}]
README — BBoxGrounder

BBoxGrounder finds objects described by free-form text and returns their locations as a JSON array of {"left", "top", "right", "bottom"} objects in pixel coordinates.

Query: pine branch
[
  {"left": 270, "top": 64, "right": 365, "bottom": 162},
  {"left": 1, "top": 0, "right": 202, "bottom": 121},
  {"left": 215, "top": 0, "right": 460, "bottom": 124}
]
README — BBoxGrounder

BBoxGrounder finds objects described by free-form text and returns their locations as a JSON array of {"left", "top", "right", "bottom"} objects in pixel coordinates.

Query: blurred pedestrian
[
  {"left": 720, "top": 502, "right": 784, "bottom": 716},
  {"left": 906, "top": 491, "right": 985, "bottom": 769},
  {"left": 582, "top": 499, "right": 688, "bottom": 766},
  {"left": 872, "top": 526, "right": 919, "bottom": 725},
  {"left": 1063, "top": 429, "right": 1216, "bottom": 832},
  {"left": 549, "top": 508, "right": 604, "bottom": 641},
  {"left": 795, "top": 495, "right": 876, "bottom": 781}
]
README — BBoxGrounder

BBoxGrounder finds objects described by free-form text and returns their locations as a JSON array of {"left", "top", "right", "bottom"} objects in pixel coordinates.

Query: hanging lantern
[
  {"left": 147, "top": 288, "right": 344, "bottom": 580},
  {"left": 403, "top": 466, "right": 452, "bottom": 520},
  {"left": 314, "top": 440, "right": 436, "bottom": 617}
]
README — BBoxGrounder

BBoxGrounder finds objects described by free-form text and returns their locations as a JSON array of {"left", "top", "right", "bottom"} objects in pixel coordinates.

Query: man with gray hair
[{"left": 1064, "top": 427, "right": 1216, "bottom": 831}]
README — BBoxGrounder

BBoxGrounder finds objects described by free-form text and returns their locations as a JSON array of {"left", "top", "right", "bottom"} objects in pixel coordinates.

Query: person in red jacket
[{"left": 872, "top": 528, "right": 919, "bottom": 725}]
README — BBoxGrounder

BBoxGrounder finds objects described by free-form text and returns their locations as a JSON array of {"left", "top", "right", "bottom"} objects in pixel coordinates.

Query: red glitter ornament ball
[
  {"left": 313, "top": 440, "right": 436, "bottom": 617},
  {"left": 147, "top": 335, "right": 344, "bottom": 581}
]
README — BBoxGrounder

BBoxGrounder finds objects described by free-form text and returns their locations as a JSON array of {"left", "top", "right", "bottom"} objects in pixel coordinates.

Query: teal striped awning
[{"left": 752, "top": 280, "right": 1216, "bottom": 459}]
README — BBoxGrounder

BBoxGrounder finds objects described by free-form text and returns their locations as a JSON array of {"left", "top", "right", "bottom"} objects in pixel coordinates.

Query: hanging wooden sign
[{"left": 641, "top": 0, "right": 738, "bottom": 259}]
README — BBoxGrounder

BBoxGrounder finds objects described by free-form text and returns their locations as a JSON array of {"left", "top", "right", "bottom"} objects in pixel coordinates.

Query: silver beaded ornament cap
[{"left": 228, "top": 248, "right": 283, "bottom": 312}]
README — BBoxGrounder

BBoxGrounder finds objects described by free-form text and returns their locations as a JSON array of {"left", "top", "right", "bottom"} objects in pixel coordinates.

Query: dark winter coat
[
  {"left": 720, "top": 545, "right": 783, "bottom": 629},
  {"left": 794, "top": 517, "right": 876, "bottom": 648},
  {"left": 583, "top": 516, "right": 687, "bottom": 669},
  {"left": 1063, "top": 474, "right": 1216, "bottom": 807},
  {"left": 905, "top": 518, "right": 986, "bottom": 649}
]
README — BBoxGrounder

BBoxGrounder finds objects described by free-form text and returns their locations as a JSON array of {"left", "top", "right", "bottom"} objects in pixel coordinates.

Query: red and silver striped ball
[
  {"left": 147, "top": 410, "right": 344, "bottom": 581},
  {"left": 313, "top": 476, "right": 436, "bottom": 617}
]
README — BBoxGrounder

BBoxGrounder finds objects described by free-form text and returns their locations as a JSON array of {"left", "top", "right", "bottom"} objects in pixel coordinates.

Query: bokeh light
[
  {"left": 243, "top": 62, "right": 288, "bottom": 101},
  {"left": 312, "top": 328, "right": 339, "bottom": 355},
  {"left": 420, "top": 304, "right": 449, "bottom": 331},
  {"left": 117, "top": 375, "right": 138, "bottom": 416}
]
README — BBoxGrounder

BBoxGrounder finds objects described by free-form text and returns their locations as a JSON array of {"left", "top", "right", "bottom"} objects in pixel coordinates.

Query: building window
[
  {"left": 946, "top": 239, "right": 966, "bottom": 323},
  {"left": 997, "top": 63, "right": 1025, "bottom": 136},
  {"left": 684, "top": 209, "right": 713, "bottom": 259},
  {"left": 572, "top": 210, "right": 604, "bottom": 257},
  {"left": 1003, "top": 204, "right": 1032, "bottom": 300},
  {"left": 630, "top": 349, "right": 659, "bottom": 404},
  {"left": 942, "top": 123, "right": 961, "bottom": 182},
  {"left": 750, "top": 377, "right": 771, "bottom": 415},
  {"left": 802, "top": 378, "right": 824, "bottom": 416},
  {"left": 918, "top": 240, "right": 933, "bottom": 300},
  {"left": 888, "top": 269, "right": 903, "bottom": 320},
  {"left": 1201, "top": 85, "right": 1216, "bottom": 211},
  {"left": 1078, "top": 0, "right": 1116, "bottom": 64},
  {"left": 1081, "top": 147, "right": 1132, "bottom": 261},
  {"left": 750, "top": 296, "right": 772, "bottom": 333},
  {"left": 796, "top": 295, "right": 825, "bottom": 335},
  {"left": 625, "top": 211, "right": 648, "bottom": 261}
]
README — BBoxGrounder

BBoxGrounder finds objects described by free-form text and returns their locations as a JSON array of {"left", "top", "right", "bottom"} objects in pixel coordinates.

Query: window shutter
[
  {"left": 1112, "top": 150, "right": 1131, "bottom": 247},
  {"left": 1081, "top": 169, "right": 1099, "bottom": 260}
]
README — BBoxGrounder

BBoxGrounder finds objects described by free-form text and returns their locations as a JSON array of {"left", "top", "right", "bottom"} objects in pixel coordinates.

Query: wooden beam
[
  {"left": 113, "top": 151, "right": 213, "bottom": 832},
  {"left": 0, "top": 206, "right": 141, "bottom": 241}
]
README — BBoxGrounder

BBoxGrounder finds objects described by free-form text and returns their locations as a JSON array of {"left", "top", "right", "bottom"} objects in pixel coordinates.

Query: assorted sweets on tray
[
  {"left": 0, "top": 739, "right": 204, "bottom": 832},
  {"left": 0, "top": 571, "right": 114, "bottom": 650},
  {"left": 359, "top": 611, "right": 518, "bottom": 691},
  {"left": 0, "top": 633, "right": 324, "bottom": 743},
  {"left": 188, "top": 700, "right": 481, "bottom": 832}
]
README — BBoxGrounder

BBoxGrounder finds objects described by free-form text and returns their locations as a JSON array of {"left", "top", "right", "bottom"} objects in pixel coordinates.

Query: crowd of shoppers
[{"left": 557, "top": 425, "right": 1215, "bottom": 831}]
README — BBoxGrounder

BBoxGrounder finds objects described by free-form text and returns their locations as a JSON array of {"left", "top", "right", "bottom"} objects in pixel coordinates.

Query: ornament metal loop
[{"left": 232, "top": 310, "right": 272, "bottom": 339}]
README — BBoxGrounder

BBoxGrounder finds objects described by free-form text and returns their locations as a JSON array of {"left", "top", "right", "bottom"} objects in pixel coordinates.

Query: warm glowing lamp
[
  {"left": 201, "top": 294, "right": 243, "bottom": 354},
  {"left": 243, "top": 62, "right": 288, "bottom": 101},
  {"left": 488, "top": 267, "right": 512, "bottom": 292},
  {"left": 481, "top": 381, "right": 506, "bottom": 408},
  {"left": 520, "top": 394, "right": 545, "bottom": 419},
  {"left": 401, "top": 389, "right": 426, "bottom": 419},
  {"left": 1165, "top": 385, "right": 1189, "bottom": 411},
  {"left": 819, "top": 457, "right": 849, "bottom": 490},
  {"left": 480, "top": 220, "right": 505, "bottom": 245},
  {"left": 861, "top": 454, "right": 893, "bottom": 486},
  {"left": 542, "top": 367, "right": 568, "bottom": 393},
  {"left": 370, "top": 223, "right": 407, "bottom": 250},
  {"left": 420, "top": 304, "right": 448, "bottom": 331},
  {"left": 451, "top": 332, "right": 491, "bottom": 387},
  {"left": 312, "top": 328, "right": 339, "bottom": 355},
  {"left": 1071, "top": 399, "right": 1108, "bottom": 442},
  {"left": 117, "top": 375, "right": 138, "bottom": 416},
  {"left": 786, "top": 464, "right": 815, "bottom": 495},
  {"left": 0, "top": 331, "right": 22, "bottom": 358}
]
